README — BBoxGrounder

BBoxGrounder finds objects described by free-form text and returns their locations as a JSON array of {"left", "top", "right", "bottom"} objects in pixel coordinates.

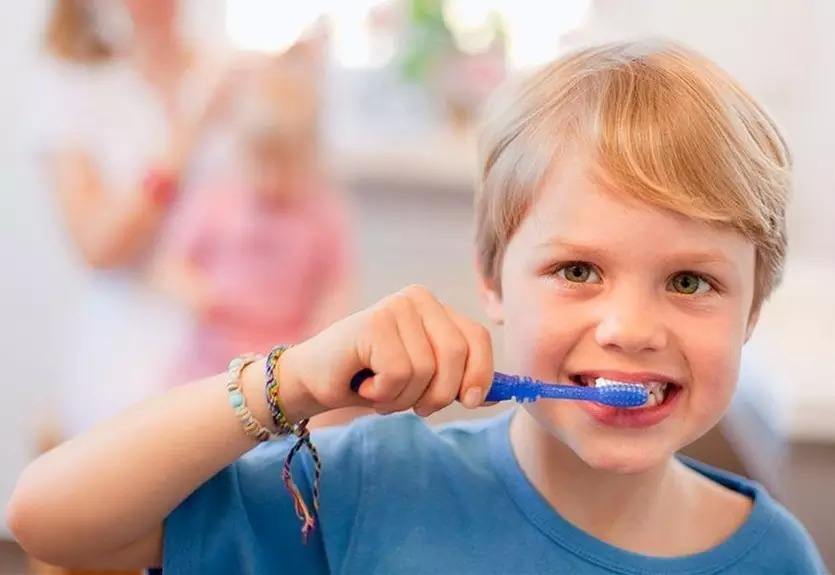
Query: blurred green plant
[{"left": 399, "top": 0, "right": 455, "bottom": 83}]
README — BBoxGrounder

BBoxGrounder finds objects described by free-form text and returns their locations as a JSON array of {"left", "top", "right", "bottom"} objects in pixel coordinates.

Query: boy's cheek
[
  {"left": 693, "top": 360, "right": 739, "bottom": 416},
  {"left": 503, "top": 323, "right": 576, "bottom": 379},
  {"left": 688, "top": 331, "right": 744, "bottom": 392},
  {"left": 501, "top": 321, "right": 544, "bottom": 374},
  {"left": 681, "top": 342, "right": 741, "bottom": 433},
  {"left": 501, "top": 295, "right": 593, "bottom": 376}
]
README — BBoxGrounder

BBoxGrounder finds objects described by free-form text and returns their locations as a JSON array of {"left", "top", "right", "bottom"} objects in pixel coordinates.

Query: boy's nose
[{"left": 594, "top": 295, "right": 667, "bottom": 354}]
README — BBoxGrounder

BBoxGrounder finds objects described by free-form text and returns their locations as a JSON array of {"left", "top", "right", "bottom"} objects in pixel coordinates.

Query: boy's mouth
[{"left": 568, "top": 372, "right": 682, "bottom": 409}]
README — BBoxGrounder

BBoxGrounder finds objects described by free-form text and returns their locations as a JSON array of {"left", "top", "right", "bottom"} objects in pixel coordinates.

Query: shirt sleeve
[
  {"left": 762, "top": 503, "right": 827, "bottom": 574},
  {"left": 162, "top": 419, "right": 368, "bottom": 574}
]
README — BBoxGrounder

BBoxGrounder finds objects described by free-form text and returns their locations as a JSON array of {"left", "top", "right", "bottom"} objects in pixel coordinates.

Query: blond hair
[
  {"left": 235, "top": 65, "right": 320, "bottom": 153},
  {"left": 476, "top": 39, "right": 790, "bottom": 310},
  {"left": 44, "top": 0, "right": 113, "bottom": 63}
]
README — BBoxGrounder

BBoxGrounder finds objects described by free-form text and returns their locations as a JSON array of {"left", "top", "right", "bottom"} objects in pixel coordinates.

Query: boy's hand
[{"left": 278, "top": 285, "right": 494, "bottom": 422}]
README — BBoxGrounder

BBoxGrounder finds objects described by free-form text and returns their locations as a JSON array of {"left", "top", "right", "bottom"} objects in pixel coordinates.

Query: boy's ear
[
  {"left": 744, "top": 305, "right": 761, "bottom": 343},
  {"left": 477, "top": 267, "right": 505, "bottom": 325}
]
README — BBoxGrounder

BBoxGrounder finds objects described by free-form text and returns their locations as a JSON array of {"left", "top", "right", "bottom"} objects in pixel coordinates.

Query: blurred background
[{"left": 1, "top": 0, "right": 833, "bottom": 572}]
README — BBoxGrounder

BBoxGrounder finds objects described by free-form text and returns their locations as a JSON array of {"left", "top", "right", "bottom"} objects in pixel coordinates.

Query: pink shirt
[{"left": 167, "top": 183, "right": 352, "bottom": 379}]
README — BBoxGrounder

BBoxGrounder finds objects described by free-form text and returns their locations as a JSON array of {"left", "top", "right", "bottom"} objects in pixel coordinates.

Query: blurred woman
[
  {"left": 34, "top": 0, "right": 215, "bottom": 446},
  {"left": 31, "top": 3, "right": 222, "bottom": 574}
]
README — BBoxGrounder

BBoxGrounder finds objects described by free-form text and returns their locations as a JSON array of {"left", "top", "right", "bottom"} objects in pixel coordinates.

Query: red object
[{"left": 143, "top": 169, "right": 179, "bottom": 207}]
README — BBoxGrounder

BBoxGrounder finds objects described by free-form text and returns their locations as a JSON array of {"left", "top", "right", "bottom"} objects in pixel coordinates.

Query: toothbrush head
[{"left": 593, "top": 383, "right": 649, "bottom": 408}]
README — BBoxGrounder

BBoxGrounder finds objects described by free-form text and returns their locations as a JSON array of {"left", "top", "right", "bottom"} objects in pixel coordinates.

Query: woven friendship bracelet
[
  {"left": 226, "top": 353, "right": 283, "bottom": 442},
  {"left": 265, "top": 345, "right": 322, "bottom": 542},
  {"left": 264, "top": 346, "right": 296, "bottom": 434}
]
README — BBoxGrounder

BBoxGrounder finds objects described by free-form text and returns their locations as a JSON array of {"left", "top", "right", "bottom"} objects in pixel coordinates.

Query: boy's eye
[
  {"left": 669, "top": 272, "right": 712, "bottom": 295},
  {"left": 555, "top": 262, "right": 601, "bottom": 284}
]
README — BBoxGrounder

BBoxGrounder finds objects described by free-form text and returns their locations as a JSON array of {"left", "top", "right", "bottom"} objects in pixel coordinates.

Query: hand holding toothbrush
[{"left": 272, "top": 285, "right": 645, "bottom": 426}]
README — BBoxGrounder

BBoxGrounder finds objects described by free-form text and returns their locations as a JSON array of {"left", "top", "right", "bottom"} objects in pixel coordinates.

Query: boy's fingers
[
  {"left": 402, "top": 286, "right": 468, "bottom": 417},
  {"left": 373, "top": 294, "right": 436, "bottom": 413},
  {"left": 391, "top": 293, "right": 437, "bottom": 388},
  {"left": 445, "top": 308, "right": 494, "bottom": 409},
  {"left": 358, "top": 307, "right": 414, "bottom": 404}
]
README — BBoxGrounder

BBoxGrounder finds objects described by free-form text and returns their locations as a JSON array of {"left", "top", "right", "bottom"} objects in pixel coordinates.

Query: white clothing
[{"left": 30, "top": 56, "right": 211, "bottom": 435}]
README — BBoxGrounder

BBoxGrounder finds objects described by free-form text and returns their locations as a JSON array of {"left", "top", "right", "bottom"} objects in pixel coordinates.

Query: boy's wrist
[
  {"left": 239, "top": 350, "right": 323, "bottom": 430},
  {"left": 275, "top": 346, "right": 326, "bottom": 424}
]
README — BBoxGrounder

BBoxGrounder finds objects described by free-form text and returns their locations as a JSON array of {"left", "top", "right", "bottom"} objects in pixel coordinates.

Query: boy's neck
[{"left": 508, "top": 409, "right": 745, "bottom": 556}]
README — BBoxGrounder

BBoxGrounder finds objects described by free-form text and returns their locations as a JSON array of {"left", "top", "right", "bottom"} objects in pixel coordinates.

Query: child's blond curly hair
[{"left": 476, "top": 39, "right": 791, "bottom": 312}]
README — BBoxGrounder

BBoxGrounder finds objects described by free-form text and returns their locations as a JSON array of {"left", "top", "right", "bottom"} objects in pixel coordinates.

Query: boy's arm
[
  {"left": 7, "top": 356, "right": 319, "bottom": 569},
  {"left": 69, "top": 529, "right": 164, "bottom": 571},
  {"left": 8, "top": 285, "right": 492, "bottom": 569}
]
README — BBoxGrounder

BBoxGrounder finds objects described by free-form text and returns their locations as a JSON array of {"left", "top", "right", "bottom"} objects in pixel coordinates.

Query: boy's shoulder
[
  {"left": 755, "top": 491, "right": 826, "bottom": 572},
  {"left": 751, "top": 492, "right": 826, "bottom": 573},
  {"left": 682, "top": 457, "right": 826, "bottom": 573}
]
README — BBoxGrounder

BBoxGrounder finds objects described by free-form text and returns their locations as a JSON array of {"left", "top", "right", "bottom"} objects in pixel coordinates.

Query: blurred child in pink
[{"left": 158, "top": 60, "right": 355, "bottom": 389}]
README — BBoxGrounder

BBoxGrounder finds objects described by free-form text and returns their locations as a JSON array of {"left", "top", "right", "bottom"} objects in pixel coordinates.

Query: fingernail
[{"left": 464, "top": 387, "right": 482, "bottom": 408}]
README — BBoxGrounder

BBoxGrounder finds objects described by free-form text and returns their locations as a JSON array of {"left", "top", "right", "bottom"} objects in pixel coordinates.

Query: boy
[{"left": 8, "top": 40, "right": 825, "bottom": 573}]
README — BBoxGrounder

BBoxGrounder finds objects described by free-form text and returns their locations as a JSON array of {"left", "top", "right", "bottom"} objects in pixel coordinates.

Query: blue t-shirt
[{"left": 164, "top": 410, "right": 825, "bottom": 574}]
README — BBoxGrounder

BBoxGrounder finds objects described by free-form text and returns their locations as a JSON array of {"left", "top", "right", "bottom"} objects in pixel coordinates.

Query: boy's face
[{"left": 483, "top": 154, "right": 759, "bottom": 473}]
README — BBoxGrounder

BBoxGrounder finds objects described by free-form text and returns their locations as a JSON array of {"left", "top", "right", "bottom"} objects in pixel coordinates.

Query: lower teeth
[{"left": 593, "top": 378, "right": 669, "bottom": 407}]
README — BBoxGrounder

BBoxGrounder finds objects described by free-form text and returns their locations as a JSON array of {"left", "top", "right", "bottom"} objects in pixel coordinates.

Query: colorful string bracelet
[{"left": 265, "top": 345, "right": 323, "bottom": 542}]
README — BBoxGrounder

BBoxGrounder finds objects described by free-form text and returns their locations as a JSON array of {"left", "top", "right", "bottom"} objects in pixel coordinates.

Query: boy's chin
[
  {"left": 571, "top": 439, "right": 676, "bottom": 474},
  {"left": 527, "top": 404, "right": 682, "bottom": 474}
]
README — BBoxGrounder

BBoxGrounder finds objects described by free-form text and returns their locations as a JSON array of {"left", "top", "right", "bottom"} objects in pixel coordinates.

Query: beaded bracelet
[
  {"left": 265, "top": 345, "right": 322, "bottom": 542},
  {"left": 226, "top": 353, "right": 283, "bottom": 442}
]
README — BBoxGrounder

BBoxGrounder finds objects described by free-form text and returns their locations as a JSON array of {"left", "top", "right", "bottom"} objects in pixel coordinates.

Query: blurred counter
[
  {"left": 726, "top": 260, "right": 835, "bottom": 569},
  {"left": 327, "top": 129, "right": 477, "bottom": 195},
  {"left": 736, "top": 260, "right": 835, "bottom": 442}
]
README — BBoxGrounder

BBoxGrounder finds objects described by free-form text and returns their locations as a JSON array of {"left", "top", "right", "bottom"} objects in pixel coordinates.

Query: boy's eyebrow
[
  {"left": 535, "top": 238, "right": 733, "bottom": 265},
  {"left": 534, "top": 239, "right": 613, "bottom": 259},
  {"left": 665, "top": 250, "right": 734, "bottom": 265}
]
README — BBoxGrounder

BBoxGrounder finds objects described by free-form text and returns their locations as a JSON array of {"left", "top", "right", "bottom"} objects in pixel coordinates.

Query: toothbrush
[
  {"left": 349, "top": 369, "right": 648, "bottom": 408},
  {"left": 485, "top": 372, "right": 648, "bottom": 407}
]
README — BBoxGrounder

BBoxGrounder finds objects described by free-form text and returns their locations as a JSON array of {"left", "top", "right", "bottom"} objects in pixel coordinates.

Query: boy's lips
[{"left": 565, "top": 369, "right": 685, "bottom": 428}]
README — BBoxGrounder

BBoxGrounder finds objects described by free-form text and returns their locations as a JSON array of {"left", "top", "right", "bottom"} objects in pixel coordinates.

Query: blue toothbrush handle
[
  {"left": 350, "top": 368, "right": 375, "bottom": 392},
  {"left": 350, "top": 369, "right": 552, "bottom": 400},
  {"left": 351, "top": 369, "right": 647, "bottom": 408},
  {"left": 349, "top": 370, "right": 563, "bottom": 401},
  {"left": 486, "top": 372, "right": 594, "bottom": 402},
  {"left": 487, "top": 372, "right": 648, "bottom": 407}
]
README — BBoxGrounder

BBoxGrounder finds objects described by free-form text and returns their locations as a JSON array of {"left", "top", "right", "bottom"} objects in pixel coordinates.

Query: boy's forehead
[
  {"left": 527, "top": 159, "right": 695, "bottom": 237},
  {"left": 517, "top": 159, "right": 753, "bottom": 267}
]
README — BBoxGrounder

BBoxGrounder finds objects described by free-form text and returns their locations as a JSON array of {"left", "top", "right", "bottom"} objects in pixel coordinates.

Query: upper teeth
[{"left": 594, "top": 377, "right": 669, "bottom": 405}]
